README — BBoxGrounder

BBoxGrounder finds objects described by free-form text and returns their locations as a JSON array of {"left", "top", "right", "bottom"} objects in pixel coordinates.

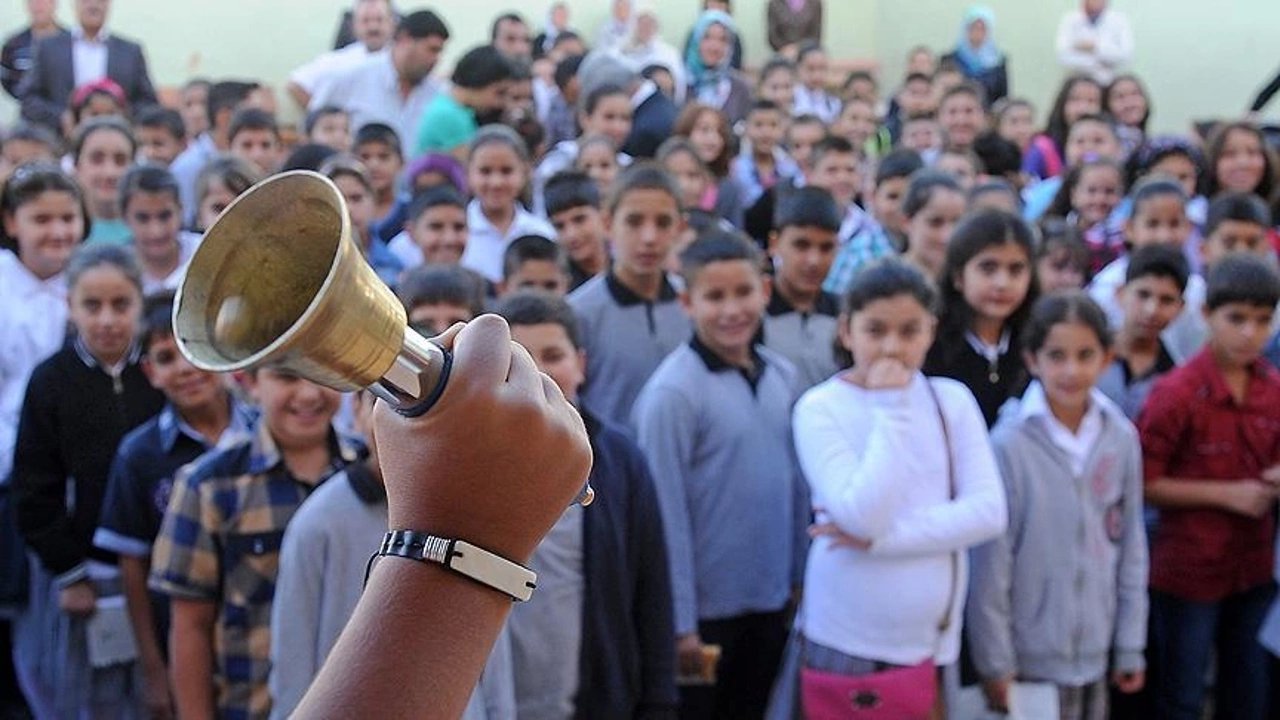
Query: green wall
[{"left": 1, "top": 0, "right": 1276, "bottom": 135}]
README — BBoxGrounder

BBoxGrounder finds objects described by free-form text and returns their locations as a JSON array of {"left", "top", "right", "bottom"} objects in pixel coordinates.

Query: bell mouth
[{"left": 173, "top": 171, "right": 350, "bottom": 372}]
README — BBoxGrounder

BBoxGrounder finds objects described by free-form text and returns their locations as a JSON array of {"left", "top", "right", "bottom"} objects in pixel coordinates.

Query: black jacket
[
  {"left": 940, "top": 50, "right": 1009, "bottom": 107},
  {"left": 13, "top": 343, "right": 164, "bottom": 578},
  {"left": 578, "top": 410, "right": 677, "bottom": 720},
  {"left": 924, "top": 333, "right": 1027, "bottom": 428},
  {"left": 18, "top": 30, "right": 157, "bottom": 130},
  {"left": 623, "top": 88, "right": 678, "bottom": 160}
]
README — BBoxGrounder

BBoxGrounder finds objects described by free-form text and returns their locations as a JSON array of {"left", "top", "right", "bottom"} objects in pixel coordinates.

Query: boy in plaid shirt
[{"left": 150, "top": 367, "right": 357, "bottom": 720}]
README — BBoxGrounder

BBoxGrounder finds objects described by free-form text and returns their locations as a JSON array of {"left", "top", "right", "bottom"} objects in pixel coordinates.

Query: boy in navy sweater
[{"left": 633, "top": 231, "right": 807, "bottom": 719}]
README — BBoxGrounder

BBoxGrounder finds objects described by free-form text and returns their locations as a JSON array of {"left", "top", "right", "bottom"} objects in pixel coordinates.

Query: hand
[
  {"left": 1261, "top": 465, "right": 1280, "bottom": 486},
  {"left": 141, "top": 659, "right": 174, "bottom": 719},
  {"left": 1112, "top": 669, "right": 1145, "bottom": 694},
  {"left": 864, "top": 358, "right": 913, "bottom": 390},
  {"left": 676, "top": 633, "right": 704, "bottom": 677},
  {"left": 1221, "top": 481, "right": 1278, "bottom": 518},
  {"left": 58, "top": 580, "right": 96, "bottom": 617},
  {"left": 982, "top": 674, "right": 1014, "bottom": 713},
  {"left": 373, "top": 316, "right": 593, "bottom": 564},
  {"left": 808, "top": 522, "right": 872, "bottom": 551}
]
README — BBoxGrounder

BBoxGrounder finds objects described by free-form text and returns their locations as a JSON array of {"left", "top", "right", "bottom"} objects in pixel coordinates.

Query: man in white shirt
[
  {"left": 287, "top": 0, "right": 397, "bottom": 110},
  {"left": 1055, "top": 0, "right": 1134, "bottom": 85},
  {"left": 310, "top": 9, "right": 448, "bottom": 148}
]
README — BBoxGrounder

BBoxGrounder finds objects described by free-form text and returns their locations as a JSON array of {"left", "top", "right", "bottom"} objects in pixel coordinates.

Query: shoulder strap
[
  {"left": 1034, "top": 135, "right": 1063, "bottom": 177},
  {"left": 924, "top": 379, "right": 960, "bottom": 645}
]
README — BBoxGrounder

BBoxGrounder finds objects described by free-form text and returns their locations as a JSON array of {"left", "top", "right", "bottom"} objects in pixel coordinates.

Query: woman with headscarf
[
  {"left": 941, "top": 5, "right": 1009, "bottom": 107},
  {"left": 684, "top": 10, "right": 753, "bottom": 125}
]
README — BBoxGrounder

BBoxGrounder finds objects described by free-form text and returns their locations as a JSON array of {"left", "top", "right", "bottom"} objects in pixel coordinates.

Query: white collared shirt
[
  {"left": 460, "top": 199, "right": 556, "bottom": 283},
  {"left": 71, "top": 25, "right": 109, "bottom": 88},
  {"left": 291, "top": 41, "right": 387, "bottom": 95},
  {"left": 141, "top": 232, "right": 202, "bottom": 295},
  {"left": 1019, "top": 381, "right": 1104, "bottom": 477},
  {"left": 309, "top": 53, "right": 439, "bottom": 149},
  {"left": 0, "top": 251, "right": 69, "bottom": 484}
]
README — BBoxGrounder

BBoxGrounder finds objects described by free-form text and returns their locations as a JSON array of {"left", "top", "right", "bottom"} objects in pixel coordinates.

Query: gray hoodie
[{"left": 966, "top": 387, "right": 1149, "bottom": 686}]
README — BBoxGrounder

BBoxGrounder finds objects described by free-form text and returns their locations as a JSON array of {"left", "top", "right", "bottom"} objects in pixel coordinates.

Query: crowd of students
[{"left": 3, "top": 0, "right": 1280, "bottom": 719}]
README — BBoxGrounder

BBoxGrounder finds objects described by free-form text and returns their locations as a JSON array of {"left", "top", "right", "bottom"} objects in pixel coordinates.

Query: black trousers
[{"left": 679, "top": 609, "right": 789, "bottom": 720}]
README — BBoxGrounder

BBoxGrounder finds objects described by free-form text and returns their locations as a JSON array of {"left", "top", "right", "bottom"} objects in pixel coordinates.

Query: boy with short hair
[
  {"left": 496, "top": 290, "right": 677, "bottom": 720},
  {"left": 1140, "top": 255, "right": 1280, "bottom": 720},
  {"left": 633, "top": 232, "right": 806, "bottom": 719},
  {"left": 806, "top": 136, "right": 879, "bottom": 282},
  {"left": 900, "top": 112, "right": 942, "bottom": 165},
  {"left": 732, "top": 100, "right": 798, "bottom": 210},
  {"left": 304, "top": 106, "right": 352, "bottom": 152},
  {"left": 500, "top": 235, "right": 570, "bottom": 297},
  {"left": 353, "top": 122, "right": 405, "bottom": 228},
  {"left": 94, "top": 295, "right": 254, "bottom": 720},
  {"left": 823, "top": 148, "right": 924, "bottom": 294},
  {"left": 134, "top": 107, "right": 187, "bottom": 167},
  {"left": 396, "top": 264, "right": 486, "bottom": 335},
  {"left": 268, "top": 390, "right": 514, "bottom": 720},
  {"left": 935, "top": 146, "right": 983, "bottom": 191},
  {"left": 150, "top": 367, "right": 358, "bottom": 720},
  {"left": 387, "top": 185, "right": 470, "bottom": 270},
  {"left": 786, "top": 114, "right": 827, "bottom": 182},
  {"left": 764, "top": 186, "right": 842, "bottom": 389},
  {"left": 937, "top": 83, "right": 987, "bottom": 152},
  {"left": 1097, "top": 245, "right": 1188, "bottom": 419},
  {"left": 545, "top": 170, "right": 609, "bottom": 290},
  {"left": 0, "top": 123, "right": 58, "bottom": 176},
  {"left": 227, "top": 107, "right": 283, "bottom": 176}
]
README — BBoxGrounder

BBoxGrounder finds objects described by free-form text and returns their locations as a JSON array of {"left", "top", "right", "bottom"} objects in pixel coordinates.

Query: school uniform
[
  {"left": 460, "top": 199, "right": 556, "bottom": 284},
  {"left": 568, "top": 272, "right": 690, "bottom": 429},
  {"left": 822, "top": 208, "right": 894, "bottom": 296},
  {"left": 632, "top": 338, "right": 808, "bottom": 719},
  {"left": 1088, "top": 255, "right": 1208, "bottom": 362},
  {"left": 791, "top": 86, "right": 841, "bottom": 125},
  {"left": 924, "top": 328, "right": 1029, "bottom": 428},
  {"left": 140, "top": 230, "right": 203, "bottom": 294},
  {"left": 170, "top": 132, "right": 219, "bottom": 227},
  {"left": 730, "top": 148, "right": 800, "bottom": 210},
  {"left": 761, "top": 289, "right": 840, "bottom": 390},
  {"left": 150, "top": 423, "right": 359, "bottom": 720},
  {"left": 1138, "top": 350, "right": 1280, "bottom": 720},
  {"left": 508, "top": 409, "right": 677, "bottom": 720},
  {"left": 11, "top": 338, "right": 165, "bottom": 717},
  {"left": 1096, "top": 342, "right": 1177, "bottom": 421},
  {"left": 968, "top": 383, "right": 1148, "bottom": 720},
  {"left": 269, "top": 462, "right": 514, "bottom": 720}
]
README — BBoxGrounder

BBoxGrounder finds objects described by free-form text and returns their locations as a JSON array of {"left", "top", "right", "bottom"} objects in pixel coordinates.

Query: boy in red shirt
[{"left": 1139, "top": 254, "right": 1280, "bottom": 720}]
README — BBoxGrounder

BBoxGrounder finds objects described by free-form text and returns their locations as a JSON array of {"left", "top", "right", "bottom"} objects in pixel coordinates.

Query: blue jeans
[{"left": 1150, "top": 583, "right": 1276, "bottom": 720}]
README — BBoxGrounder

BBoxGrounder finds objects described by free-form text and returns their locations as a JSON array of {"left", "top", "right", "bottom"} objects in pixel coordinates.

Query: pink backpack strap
[{"left": 1034, "top": 135, "right": 1063, "bottom": 178}]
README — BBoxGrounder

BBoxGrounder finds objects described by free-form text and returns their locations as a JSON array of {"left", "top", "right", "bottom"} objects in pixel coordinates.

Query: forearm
[
  {"left": 1145, "top": 477, "right": 1236, "bottom": 510},
  {"left": 170, "top": 609, "right": 217, "bottom": 720},
  {"left": 293, "top": 556, "right": 512, "bottom": 719},
  {"left": 119, "top": 556, "right": 165, "bottom": 669}
]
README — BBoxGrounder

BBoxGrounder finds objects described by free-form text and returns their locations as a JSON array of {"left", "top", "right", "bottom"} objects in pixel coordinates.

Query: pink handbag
[{"left": 800, "top": 381, "right": 955, "bottom": 720}]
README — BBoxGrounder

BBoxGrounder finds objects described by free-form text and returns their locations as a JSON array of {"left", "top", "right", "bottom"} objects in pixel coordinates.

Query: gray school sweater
[
  {"left": 568, "top": 273, "right": 692, "bottom": 428},
  {"left": 966, "top": 392, "right": 1149, "bottom": 686},
  {"left": 762, "top": 290, "right": 841, "bottom": 390},
  {"left": 632, "top": 339, "right": 808, "bottom": 636}
]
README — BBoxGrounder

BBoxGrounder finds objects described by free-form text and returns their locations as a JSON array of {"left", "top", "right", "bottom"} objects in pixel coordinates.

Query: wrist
[{"left": 374, "top": 530, "right": 538, "bottom": 602}]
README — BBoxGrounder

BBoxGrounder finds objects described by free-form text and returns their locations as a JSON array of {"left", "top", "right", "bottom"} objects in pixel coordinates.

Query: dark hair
[
  {"left": 353, "top": 122, "right": 404, "bottom": 158},
  {"left": 1205, "top": 254, "right": 1280, "bottom": 311},
  {"left": 973, "top": 131, "right": 1023, "bottom": 178},
  {"left": 194, "top": 155, "right": 261, "bottom": 214},
  {"left": 809, "top": 134, "right": 860, "bottom": 169},
  {"left": 503, "top": 234, "right": 567, "bottom": 280},
  {"left": 227, "top": 108, "right": 279, "bottom": 143},
  {"left": 940, "top": 147, "right": 984, "bottom": 173},
  {"left": 1125, "top": 135, "right": 1204, "bottom": 190},
  {"left": 605, "top": 161, "right": 682, "bottom": 215},
  {"left": 673, "top": 103, "right": 734, "bottom": 178},
  {"left": 118, "top": 164, "right": 180, "bottom": 215},
  {"left": 1204, "top": 122, "right": 1278, "bottom": 201},
  {"left": 469, "top": 123, "right": 531, "bottom": 165},
  {"left": 205, "top": 80, "right": 259, "bottom": 129},
  {"left": 67, "top": 242, "right": 143, "bottom": 292},
  {"left": 904, "top": 72, "right": 933, "bottom": 86},
  {"left": 396, "top": 265, "right": 485, "bottom": 316},
  {"left": 1104, "top": 74, "right": 1151, "bottom": 132},
  {"left": 397, "top": 9, "right": 450, "bottom": 40},
  {"left": 1124, "top": 244, "right": 1190, "bottom": 293},
  {"left": 555, "top": 54, "right": 586, "bottom": 90},
  {"left": 452, "top": 45, "right": 517, "bottom": 90},
  {"left": 304, "top": 105, "right": 348, "bottom": 135},
  {"left": 551, "top": 30, "right": 582, "bottom": 51},
  {"left": 758, "top": 56, "right": 796, "bottom": 84},
  {"left": 657, "top": 136, "right": 711, "bottom": 176},
  {"left": 795, "top": 40, "right": 826, "bottom": 66},
  {"left": 406, "top": 184, "right": 466, "bottom": 222},
  {"left": 774, "top": 186, "right": 841, "bottom": 232},
  {"left": 580, "top": 82, "right": 629, "bottom": 116},
  {"left": 1205, "top": 192, "right": 1273, "bottom": 237},
  {"left": 139, "top": 290, "right": 176, "bottom": 352},
  {"left": 789, "top": 113, "right": 825, "bottom": 133},
  {"left": 746, "top": 98, "right": 783, "bottom": 118},
  {"left": 902, "top": 170, "right": 963, "bottom": 218},
  {"left": 1043, "top": 76, "right": 1104, "bottom": 152},
  {"left": 1130, "top": 176, "right": 1188, "bottom": 219},
  {"left": 1066, "top": 113, "right": 1118, "bottom": 145},
  {"left": 1047, "top": 157, "right": 1124, "bottom": 219},
  {"left": 72, "top": 117, "right": 136, "bottom": 165},
  {"left": 842, "top": 69, "right": 876, "bottom": 93},
  {"left": 494, "top": 289, "right": 582, "bottom": 349},
  {"left": 135, "top": 106, "right": 185, "bottom": 142},
  {"left": 544, "top": 170, "right": 600, "bottom": 216},
  {"left": 972, "top": 179, "right": 1022, "bottom": 211},
  {"left": 875, "top": 148, "right": 925, "bottom": 184},
  {"left": 320, "top": 154, "right": 373, "bottom": 192},
  {"left": 490, "top": 12, "right": 526, "bottom": 41},
  {"left": 1036, "top": 217, "right": 1088, "bottom": 270},
  {"left": 939, "top": 82, "right": 985, "bottom": 110},
  {"left": 841, "top": 257, "right": 938, "bottom": 316},
  {"left": 281, "top": 143, "right": 340, "bottom": 172},
  {"left": 678, "top": 230, "right": 762, "bottom": 288},
  {"left": 0, "top": 163, "right": 89, "bottom": 252},
  {"left": 1021, "top": 292, "right": 1112, "bottom": 354},
  {"left": 3, "top": 123, "right": 60, "bottom": 153},
  {"left": 938, "top": 208, "right": 1039, "bottom": 339}
]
